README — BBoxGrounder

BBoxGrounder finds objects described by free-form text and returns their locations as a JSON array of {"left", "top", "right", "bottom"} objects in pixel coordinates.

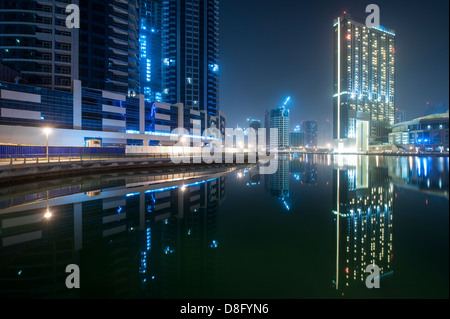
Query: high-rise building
[
  {"left": 78, "top": 0, "right": 140, "bottom": 96},
  {"left": 248, "top": 119, "right": 262, "bottom": 131},
  {"left": 0, "top": 0, "right": 80, "bottom": 91},
  {"left": 290, "top": 131, "right": 304, "bottom": 148},
  {"left": 301, "top": 120, "right": 318, "bottom": 148},
  {"left": 265, "top": 107, "right": 290, "bottom": 150},
  {"left": 139, "top": 0, "right": 163, "bottom": 102},
  {"left": 162, "top": 0, "right": 220, "bottom": 116},
  {"left": 0, "top": 0, "right": 140, "bottom": 96},
  {"left": 333, "top": 13, "right": 396, "bottom": 152},
  {"left": 394, "top": 108, "right": 406, "bottom": 124}
]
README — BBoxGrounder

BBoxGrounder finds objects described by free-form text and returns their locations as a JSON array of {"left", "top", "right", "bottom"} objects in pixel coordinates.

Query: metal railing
[
  {"left": 0, "top": 153, "right": 174, "bottom": 166},
  {"left": 0, "top": 152, "right": 264, "bottom": 166}
]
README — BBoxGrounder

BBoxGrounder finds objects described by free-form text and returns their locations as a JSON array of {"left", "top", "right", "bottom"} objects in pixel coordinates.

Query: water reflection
[
  {"left": 0, "top": 168, "right": 233, "bottom": 298},
  {"left": 331, "top": 155, "right": 448, "bottom": 296},
  {"left": 0, "top": 155, "right": 448, "bottom": 298},
  {"left": 332, "top": 156, "right": 394, "bottom": 294}
]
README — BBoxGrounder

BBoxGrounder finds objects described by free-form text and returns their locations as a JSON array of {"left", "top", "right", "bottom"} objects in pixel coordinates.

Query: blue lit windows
[{"left": 209, "top": 63, "right": 219, "bottom": 73}]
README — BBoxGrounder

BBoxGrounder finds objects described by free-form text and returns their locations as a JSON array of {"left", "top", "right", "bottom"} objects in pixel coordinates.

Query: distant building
[
  {"left": 265, "top": 107, "right": 290, "bottom": 150},
  {"left": 389, "top": 112, "right": 449, "bottom": 152},
  {"left": 320, "top": 119, "right": 333, "bottom": 148},
  {"left": 301, "top": 120, "right": 318, "bottom": 148},
  {"left": 249, "top": 119, "right": 262, "bottom": 131},
  {"left": 394, "top": 108, "right": 407, "bottom": 124},
  {"left": 290, "top": 131, "right": 304, "bottom": 148},
  {"left": 248, "top": 119, "right": 262, "bottom": 148}
]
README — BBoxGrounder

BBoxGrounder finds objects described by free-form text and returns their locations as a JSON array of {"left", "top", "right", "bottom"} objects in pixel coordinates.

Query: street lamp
[{"left": 43, "top": 128, "right": 52, "bottom": 162}]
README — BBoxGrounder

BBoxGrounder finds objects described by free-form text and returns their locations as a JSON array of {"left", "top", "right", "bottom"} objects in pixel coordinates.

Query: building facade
[
  {"left": 388, "top": 112, "right": 449, "bottom": 152},
  {"left": 333, "top": 13, "right": 396, "bottom": 152},
  {"left": 79, "top": 0, "right": 140, "bottom": 96},
  {"left": 0, "top": 80, "right": 225, "bottom": 148},
  {"left": 0, "top": 0, "right": 80, "bottom": 92},
  {"left": 162, "top": 0, "right": 220, "bottom": 116}
]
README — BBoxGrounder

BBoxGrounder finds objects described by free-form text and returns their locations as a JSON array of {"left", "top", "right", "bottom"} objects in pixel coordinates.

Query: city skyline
[
  {"left": 220, "top": 0, "right": 449, "bottom": 129},
  {"left": 0, "top": 0, "right": 448, "bottom": 304}
]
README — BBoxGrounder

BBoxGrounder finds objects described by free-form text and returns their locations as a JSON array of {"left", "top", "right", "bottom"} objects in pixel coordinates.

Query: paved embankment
[{"left": 0, "top": 157, "right": 250, "bottom": 186}]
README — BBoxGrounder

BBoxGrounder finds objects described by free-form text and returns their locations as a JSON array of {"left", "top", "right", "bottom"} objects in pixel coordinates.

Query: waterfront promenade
[{"left": 0, "top": 153, "right": 257, "bottom": 185}]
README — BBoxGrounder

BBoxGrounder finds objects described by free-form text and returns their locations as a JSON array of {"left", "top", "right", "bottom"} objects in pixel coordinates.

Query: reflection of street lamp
[
  {"left": 44, "top": 189, "right": 52, "bottom": 220},
  {"left": 43, "top": 128, "right": 52, "bottom": 162}
]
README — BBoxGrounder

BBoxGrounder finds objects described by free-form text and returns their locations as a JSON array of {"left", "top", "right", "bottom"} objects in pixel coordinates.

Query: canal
[{"left": 0, "top": 154, "right": 448, "bottom": 299}]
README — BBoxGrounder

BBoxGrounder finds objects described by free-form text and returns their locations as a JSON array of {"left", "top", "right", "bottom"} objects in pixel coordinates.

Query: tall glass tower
[
  {"left": 79, "top": 0, "right": 140, "bottom": 96},
  {"left": 265, "top": 106, "right": 290, "bottom": 150},
  {"left": 333, "top": 13, "right": 396, "bottom": 152},
  {"left": 139, "top": 0, "right": 163, "bottom": 103},
  {"left": 161, "top": 0, "right": 220, "bottom": 116}
]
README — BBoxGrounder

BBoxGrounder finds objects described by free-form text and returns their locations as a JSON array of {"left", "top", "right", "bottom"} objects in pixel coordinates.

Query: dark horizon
[{"left": 220, "top": 0, "right": 449, "bottom": 129}]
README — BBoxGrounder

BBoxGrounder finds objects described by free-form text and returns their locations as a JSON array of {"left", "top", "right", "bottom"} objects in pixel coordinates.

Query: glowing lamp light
[
  {"left": 43, "top": 127, "right": 52, "bottom": 135},
  {"left": 346, "top": 34, "right": 351, "bottom": 40},
  {"left": 44, "top": 210, "right": 52, "bottom": 219}
]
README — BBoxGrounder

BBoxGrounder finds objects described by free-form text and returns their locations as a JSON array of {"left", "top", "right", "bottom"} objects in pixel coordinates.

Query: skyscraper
[
  {"left": 301, "top": 120, "right": 318, "bottom": 148},
  {"left": 0, "top": 0, "right": 80, "bottom": 91},
  {"left": 139, "top": 0, "right": 163, "bottom": 102},
  {"left": 79, "top": 0, "right": 140, "bottom": 96},
  {"left": 394, "top": 108, "right": 406, "bottom": 124},
  {"left": 333, "top": 13, "right": 396, "bottom": 152},
  {"left": 161, "top": 0, "right": 220, "bottom": 116},
  {"left": 265, "top": 106, "right": 290, "bottom": 150}
]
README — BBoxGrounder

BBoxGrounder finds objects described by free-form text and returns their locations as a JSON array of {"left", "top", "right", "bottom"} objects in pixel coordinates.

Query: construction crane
[{"left": 281, "top": 96, "right": 291, "bottom": 110}]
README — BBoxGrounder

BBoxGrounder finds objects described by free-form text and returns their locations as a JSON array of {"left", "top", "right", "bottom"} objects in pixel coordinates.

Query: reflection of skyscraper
[
  {"left": 0, "top": 169, "right": 231, "bottom": 298},
  {"left": 290, "top": 155, "right": 318, "bottom": 185},
  {"left": 265, "top": 157, "right": 290, "bottom": 211},
  {"left": 246, "top": 165, "right": 261, "bottom": 187},
  {"left": 332, "top": 156, "right": 394, "bottom": 293}
]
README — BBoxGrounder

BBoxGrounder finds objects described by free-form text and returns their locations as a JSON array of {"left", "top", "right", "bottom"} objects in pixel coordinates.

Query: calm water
[{"left": 0, "top": 155, "right": 448, "bottom": 299}]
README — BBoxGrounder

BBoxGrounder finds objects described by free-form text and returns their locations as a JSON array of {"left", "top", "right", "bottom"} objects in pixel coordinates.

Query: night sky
[{"left": 219, "top": 0, "right": 449, "bottom": 130}]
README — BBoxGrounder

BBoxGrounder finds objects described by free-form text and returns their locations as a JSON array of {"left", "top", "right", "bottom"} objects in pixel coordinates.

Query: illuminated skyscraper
[
  {"left": 265, "top": 107, "right": 290, "bottom": 150},
  {"left": 162, "top": 0, "right": 220, "bottom": 116},
  {"left": 140, "top": 0, "right": 163, "bottom": 102},
  {"left": 333, "top": 13, "right": 396, "bottom": 152}
]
